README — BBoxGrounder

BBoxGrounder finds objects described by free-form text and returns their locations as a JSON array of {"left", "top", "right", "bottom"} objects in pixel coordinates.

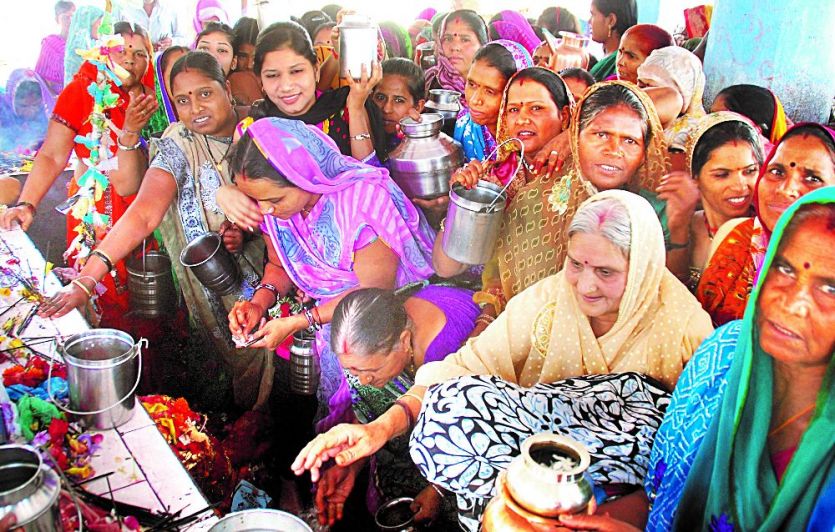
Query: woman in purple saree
[{"left": 226, "top": 116, "right": 435, "bottom": 431}]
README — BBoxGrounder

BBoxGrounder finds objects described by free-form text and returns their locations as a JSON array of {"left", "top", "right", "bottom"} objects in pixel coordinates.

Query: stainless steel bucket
[
  {"left": 0, "top": 445, "right": 62, "bottom": 531},
  {"left": 54, "top": 329, "right": 145, "bottom": 430},
  {"left": 180, "top": 232, "right": 240, "bottom": 296},
  {"left": 338, "top": 15, "right": 378, "bottom": 79},
  {"left": 208, "top": 509, "right": 312, "bottom": 531},
  {"left": 387, "top": 113, "right": 463, "bottom": 200},
  {"left": 126, "top": 251, "right": 176, "bottom": 318},
  {"left": 442, "top": 181, "right": 507, "bottom": 265},
  {"left": 289, "top": 330, "right": 319, "bottom": 396}
]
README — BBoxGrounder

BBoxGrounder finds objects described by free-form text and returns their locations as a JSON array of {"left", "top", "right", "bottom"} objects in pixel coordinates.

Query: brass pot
[
  {"left": 483, "top": 472, "right": 566, "bottom": 532},
  {"left": 504, "top": 433, "right": 594, "bottom": 517}
]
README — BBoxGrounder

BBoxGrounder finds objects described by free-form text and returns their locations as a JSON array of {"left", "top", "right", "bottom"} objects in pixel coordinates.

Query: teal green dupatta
[{"left": 674, "top": 186, "right": 835, "bottom": 531}]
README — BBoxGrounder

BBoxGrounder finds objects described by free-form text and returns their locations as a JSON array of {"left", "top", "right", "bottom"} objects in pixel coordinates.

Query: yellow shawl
[
  {"left": 475, "top": 80, "right": 670, "bottom": 313},
  {"left": 417, "top": 189, "right": 713, "bottom": 391}
]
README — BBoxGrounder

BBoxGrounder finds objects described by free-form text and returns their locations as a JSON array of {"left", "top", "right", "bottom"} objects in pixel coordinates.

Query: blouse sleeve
[
  {"left": 415, "top": 275, "right": 558, "bottom": 387},
  {"left": 51, "top": 77, "right": 93, "bottom": 133}
]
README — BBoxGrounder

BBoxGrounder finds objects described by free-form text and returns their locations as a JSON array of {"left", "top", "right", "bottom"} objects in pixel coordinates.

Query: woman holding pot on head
[
  {"left": 453, "top": 40, "right": 532, "bottom": 162},
  {"left": 224, "top": 116, "right": 435, "bottom": 432},
  {"left": 293, "top": 190, "right": 713, "bottom": 531},
  {"left": 697, "top": 122, "right": 835, "bottom": 326},
  {"left": 311, "top": 285, "right": 478, "bottom": 528},
  {"left": 37, "top": 52, "right": 272, "bottom": 412},
  {"left": 425, "top": 10, "right": 488, "bottom": 105},
  {"left": 1, "top": 22, "right": 158, "bottom": 329},
  {"left": 560, "top": 187, "right": 835, "bottom": 532}
]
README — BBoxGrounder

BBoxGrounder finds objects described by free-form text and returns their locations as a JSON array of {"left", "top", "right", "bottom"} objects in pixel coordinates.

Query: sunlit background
[{"left": 0, "top": 0, "right": 705, "bottom": 84}]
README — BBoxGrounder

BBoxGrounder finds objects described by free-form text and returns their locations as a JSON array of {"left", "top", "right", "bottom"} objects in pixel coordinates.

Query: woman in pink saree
[{"left": 226, "top": 117, "right": 435, "bottom": 431}]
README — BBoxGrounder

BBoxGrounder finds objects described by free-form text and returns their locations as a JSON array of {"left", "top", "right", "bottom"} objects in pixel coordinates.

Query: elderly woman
[
  {"left": 224, "top": 116, "right": 434, "bottom": 431},
  {"left": 697, "top": 123, "right": 835, "bottom": 325},
  {"left": 314, "top": 285, "right": 478, "bottom": 527},
  {"left": 292, "top": 190, "right": 712, "bottom": 531},
  {"left": 561, "top": 186, "right": 835, "bottom": 531},
  {"left": 437, "top": 78, "right": 684, "bottom": 334},
  {"left": 37, "top": 52, "right": 271, "bottom": 411},
  {"left": 1, "top": 22, "right": 159, "bottom": 328},
  {"left": 682, "top": 112, "right": 764, "bottom": 289},
  {"left": 453, "top": 40, "right": 532, "bottom": 162},
  {"left": 425, "top": 10, "right": 488, "bottom": 105},
  {"left": 637, "top": 46, "right": 706, "bottom": 151}
]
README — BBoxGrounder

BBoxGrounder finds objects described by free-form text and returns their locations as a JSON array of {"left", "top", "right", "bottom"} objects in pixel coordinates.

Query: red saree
[{"left": 52, "top": 61, "right": 137, "bottom": 325}]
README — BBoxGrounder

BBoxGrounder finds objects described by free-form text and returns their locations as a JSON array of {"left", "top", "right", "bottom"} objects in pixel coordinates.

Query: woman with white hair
[{"left": 293, "top": 190, "right": 713, "bottom": 530}]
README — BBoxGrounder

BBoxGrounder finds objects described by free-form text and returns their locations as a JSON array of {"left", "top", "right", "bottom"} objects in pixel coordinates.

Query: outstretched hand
[{"left": 292, "top": 422, "right": 388, "bottom": 482}]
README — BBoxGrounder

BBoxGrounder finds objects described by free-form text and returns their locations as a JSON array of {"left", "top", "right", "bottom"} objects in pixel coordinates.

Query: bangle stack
[
  {"left": 303, "top": 306, "right": 323, "bottom": 331},
  {"left": 255, "top": 283, "right": 279, "bottom": 307},
  {"left": 90, "top": 249, "right": 114, "bottom": 272},
  {"left": 70, "top": 278, "right": 93, "bottom": 298},
  {"left": 117, "top": 136, "right": 142, "bottom": 151},
  {"left": 475, "top": 313, "right": 495, "bottom": 328}
]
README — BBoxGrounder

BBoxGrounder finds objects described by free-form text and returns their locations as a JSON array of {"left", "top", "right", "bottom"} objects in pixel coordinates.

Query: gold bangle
[{"left": 70, "top": 279, "right": 93, "bottom": 298}]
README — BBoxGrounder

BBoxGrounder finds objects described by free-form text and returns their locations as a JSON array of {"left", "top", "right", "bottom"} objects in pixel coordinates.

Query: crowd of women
[{"left": 0, "top": 0, "right": 833, "bottom": 530}]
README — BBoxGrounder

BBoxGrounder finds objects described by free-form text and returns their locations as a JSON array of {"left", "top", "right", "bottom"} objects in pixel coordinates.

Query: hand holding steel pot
[{"left": 482, "top": 433, "right": 596, "bottom": 531}]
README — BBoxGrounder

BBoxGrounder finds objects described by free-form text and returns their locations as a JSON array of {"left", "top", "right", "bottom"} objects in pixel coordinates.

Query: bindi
[
  {"left": 804, "top": 262, "right": 811, "bottom": 269},
  {"left": 790, "top": 162, "right": 797, "bottom": 168}
]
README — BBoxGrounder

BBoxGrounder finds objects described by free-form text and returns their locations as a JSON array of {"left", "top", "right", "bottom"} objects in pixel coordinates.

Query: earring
[{"left": 608, "top": 26, "right": 613, "bottom": 39}]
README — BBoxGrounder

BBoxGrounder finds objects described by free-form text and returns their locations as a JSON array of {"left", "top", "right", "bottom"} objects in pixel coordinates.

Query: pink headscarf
[
  {"left": 193, "top": 0, "right": 229, "bottom": 34},
  {"left": 492, "top": 10, "right": 541, "bottom": 54}
]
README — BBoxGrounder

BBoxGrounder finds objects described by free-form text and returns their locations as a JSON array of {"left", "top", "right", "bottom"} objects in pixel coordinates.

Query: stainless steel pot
[
  {"left": 504, "top": 433, "right": 594, "bottom": 517},
  {"left": 126, "top": 250, "right": 176, "bottom": 318},
  {"left": 338, "top": 14, "right": 378, "bottom": 79},
  {"left": 424, "top": 89, "right": 461, "bottom": 136},
  {"left": 289, "top": 329, "right": 319, "bottom": 396},
  {"left": 180, "top": 232, "right": 241, "bottom": 296},
  {"left": 53, "top": 329, "right": 146, "bottom": 430},
  {"left": 387, "top": 113, "right": 463, "bottom": 199},
  {"left": 208, "top": 509, "right": 312, "bottom": 531},
  {"left": 0, "top": 445, "right": 62, "bottom": 531},
  {"left": 374, "top": 497, "right": 416, "bottom": 531},
  {"left": 441, "top": 180, "right": 507, "bottom": 265}
]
